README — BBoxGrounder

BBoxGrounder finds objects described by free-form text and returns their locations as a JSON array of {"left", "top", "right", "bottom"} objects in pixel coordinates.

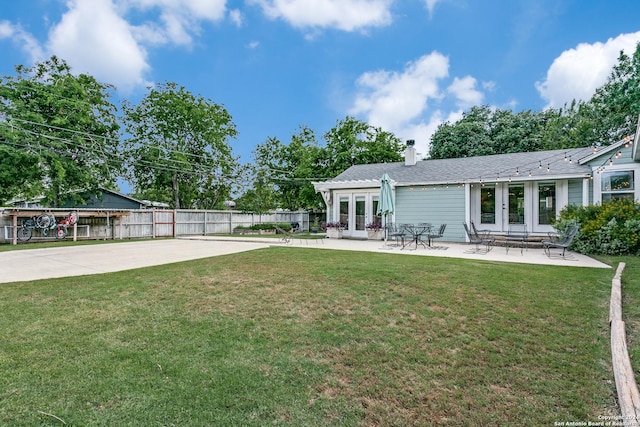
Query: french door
[
  {"left": 473, "top": 181, "right": 564, "bottom": 234},
  {"left": 336, "top": 192, "right": 381, "bottom": 238}
]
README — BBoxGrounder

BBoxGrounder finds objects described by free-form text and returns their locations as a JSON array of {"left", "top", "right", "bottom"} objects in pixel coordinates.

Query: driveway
[{"left": 0, "top": 239, "right": 271, "bottom": 283}]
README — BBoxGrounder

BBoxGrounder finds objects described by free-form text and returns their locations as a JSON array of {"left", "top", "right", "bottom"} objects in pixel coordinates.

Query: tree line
[
  {"left": 429, "top": 43, "right": 640, "bottom": 159},
  {"left": 2, "top": 43, "right": 640, "bottom": 212}
]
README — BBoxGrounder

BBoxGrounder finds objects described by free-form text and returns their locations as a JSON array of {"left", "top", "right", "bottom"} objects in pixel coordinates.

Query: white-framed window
[{"left": 601, "top": 170, "right": 635, "bottom": 201}]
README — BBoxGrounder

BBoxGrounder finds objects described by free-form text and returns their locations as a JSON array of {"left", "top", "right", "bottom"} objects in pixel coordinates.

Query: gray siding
[
  {"left": 567, "top": 179, "right": 583, "bottom": 206},
  {"left": 61, "top": 191, "right": 144, "bottom": 209},
  {"left": 395, "top": 186, "right": 466, "bottom": 242}
]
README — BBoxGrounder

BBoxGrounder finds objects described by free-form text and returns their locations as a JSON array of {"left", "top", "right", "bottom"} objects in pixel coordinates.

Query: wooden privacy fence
[{"left": 1, "top": 208, "right": 309, "bottom": 243}]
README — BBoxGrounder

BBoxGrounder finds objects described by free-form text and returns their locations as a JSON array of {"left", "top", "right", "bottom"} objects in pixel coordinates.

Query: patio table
[{"left": 401, "top": 224, "right": 431, "bottom": 250}]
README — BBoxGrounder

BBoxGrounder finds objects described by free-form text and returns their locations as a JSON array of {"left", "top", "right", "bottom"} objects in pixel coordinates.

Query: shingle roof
[{"left": 322, "top": 147, "right": 595, "bottom": 186}]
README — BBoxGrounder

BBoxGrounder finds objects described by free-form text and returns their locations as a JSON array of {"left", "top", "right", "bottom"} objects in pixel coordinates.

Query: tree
[
  {"left": 429, "top": 43, "right": 640, "bottom": 160},
  {"left": 234, "top": 164, "right": 278, "bottom": 213},
  {"left": 252, "top": 126, "right": 322, "bottom": 211},
  {"left": 0, "top": 146, "right": 40, "bottom": 204},
  {"left": 0, "top": 56, "right": 121, "bottom": 205},
  {"left": 428, "top": 106, "right": 493, "bottom": 159},
  {"left": 318, "top": 116, "right": 403, "bottom": 177},
  {"left": 249, "top": 118, "right": 403, "bottom": 211},
  {"left": 587, "top": 41, "right": 640, "bottom": 143},
  {"left": 429, "top": 106, "right": 558, "bottom": 159},
  {"left": 538, "top": 102, "right": 600, "bottom": 150},
  {"left": 122, "top": 82, "right": 238, "bottom": 209}
]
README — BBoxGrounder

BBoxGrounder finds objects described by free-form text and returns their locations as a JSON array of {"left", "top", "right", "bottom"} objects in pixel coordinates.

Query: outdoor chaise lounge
[
  {"left": 274, "top": 225, "right": 324, "bottom": 245},
  {"left": 274, "top": 224, "right": 294, "bottom": 244},
  {"left": 541, "top": 224, "right": 579, "bottom": 258},
  {"left": 463, "top": 222, "right": 494, "bottom": 254}
]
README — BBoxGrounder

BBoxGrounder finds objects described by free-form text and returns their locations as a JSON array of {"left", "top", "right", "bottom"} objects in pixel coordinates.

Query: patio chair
[
  {"left": 387, "top": 222, "right": 408, "bottom": 247},
  {"left": 416, "top": 223, "right": 432, "bottom": 246},
  {"left": 542, "top": 224, "right": 579, "bottom": 258},
  {"left": 425, "top": 224, "right": 447, "bottom": 248},
  {"left": 471, "top": 221, "right": 492, "bottom": 238},
  {"left": 463, "top": 222, "right": 494, "bottom": 254}
]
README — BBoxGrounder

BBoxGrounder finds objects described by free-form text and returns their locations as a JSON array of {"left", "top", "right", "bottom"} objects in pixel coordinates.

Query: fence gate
[{"left": 154, "top": 210, "right": 175, "bottom": 238}]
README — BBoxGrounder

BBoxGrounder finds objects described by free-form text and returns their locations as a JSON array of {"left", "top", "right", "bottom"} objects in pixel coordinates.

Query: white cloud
[
  {"left": 3, "top": 0, "right": 229, "bottom": 93},
  {"left": 248, "top": 0, "right": 393, "bottom": 31},
  {"left": 351, "top": 53, "right": 449, "bottom": 128},
  {"left": 349, "top": 52, "right": 488, "bottom": 157},
  {"left": 229, "top": 9, "right": 244, "bottom": 27},
  {"left": 47, "top": 0, "right": 151, "bottom": 92},
  {"left": 536, "top": 31, "right": 640, "bottom": 109},
  {"left": 481, "top": 80, "right": 495, "bottom": 92},
  {"left": 397, "top": 110, "right": 462, "bottom": 158},
  {"left": 0, "top": 20, "right": 45, "bottom": 63},
  {"left": 349, "top": 53, "right": 449, "bottom": 154},
  {"left": 0, "top": 20, "right": 14, "bottom": 38},
  {"left": 423, "top": 0, "right": 441, "bottom": 17},
  {"left": 122, "top": 0, "right": 227, "bottom": 45},
  {"left": 447, "top": 76, "right": 484, "bottom": 109}
]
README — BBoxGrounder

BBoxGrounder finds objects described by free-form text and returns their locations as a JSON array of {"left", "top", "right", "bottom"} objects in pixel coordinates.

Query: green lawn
[{"left": 0, "top": 247, "right": 624, "bottom": 426}]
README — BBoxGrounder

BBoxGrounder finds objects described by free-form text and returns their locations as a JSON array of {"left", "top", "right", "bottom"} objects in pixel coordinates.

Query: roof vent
[{"left": 405, "top": 140, "right": 416, "bottom": 166}]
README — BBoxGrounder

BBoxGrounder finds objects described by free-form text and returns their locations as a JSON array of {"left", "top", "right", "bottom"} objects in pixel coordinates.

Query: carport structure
[{"left": 2, "top": 208, "right": 131, "bottom": 245}]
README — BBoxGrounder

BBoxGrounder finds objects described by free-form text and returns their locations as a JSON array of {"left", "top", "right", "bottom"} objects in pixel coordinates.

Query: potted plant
[
  {"left": 324, "top": 222, "right": 344, "bottom": 239},
  {"left": 311, "top": 217, "right": 320, "bottom": 233},
  {"left": 366, "top": 222, "right": 384, "bottom": 240}
]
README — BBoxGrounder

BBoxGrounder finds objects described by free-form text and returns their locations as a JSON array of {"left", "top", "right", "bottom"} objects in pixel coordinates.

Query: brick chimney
[{"left": 404, "top": 140, "right": 416, "bottom": 166}]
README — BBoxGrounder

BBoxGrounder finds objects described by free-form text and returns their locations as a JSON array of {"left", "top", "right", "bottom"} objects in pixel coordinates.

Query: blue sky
[{"left": 2, "top": 0, "right": 640, "bottom": 168}]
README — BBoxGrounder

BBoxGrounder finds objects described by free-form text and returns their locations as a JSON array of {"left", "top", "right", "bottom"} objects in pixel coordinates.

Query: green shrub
[
  {"left": 556, "top": 198, "right": 640, "bottom": 255},
  {"left": 233, "top": 223, "right": 292, "bottom": 232}
]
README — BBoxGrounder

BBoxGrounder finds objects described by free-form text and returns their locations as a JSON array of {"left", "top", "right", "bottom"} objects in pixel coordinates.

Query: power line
[{"left": 0, "top": 123, "right": 244, "bottom": 182}]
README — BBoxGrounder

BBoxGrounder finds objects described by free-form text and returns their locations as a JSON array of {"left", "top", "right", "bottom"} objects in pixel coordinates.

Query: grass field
[{"left": 0, "top": 246, "right": 626, "bottom": 426}]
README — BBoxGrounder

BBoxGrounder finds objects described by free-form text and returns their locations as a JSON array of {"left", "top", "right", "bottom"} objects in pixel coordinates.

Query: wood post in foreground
[{"left": 609, "top": 263, "right": 640, "bottom": 422}]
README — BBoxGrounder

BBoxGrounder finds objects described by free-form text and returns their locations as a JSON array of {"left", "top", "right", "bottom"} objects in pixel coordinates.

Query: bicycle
[{"left": 16, "top": 211, "right": 78, "bottom": 242}]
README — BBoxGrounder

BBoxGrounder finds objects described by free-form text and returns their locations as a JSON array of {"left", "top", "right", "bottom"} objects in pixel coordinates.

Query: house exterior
[{"left": 313, "top": 133, "right": 639, "bottom": 242}]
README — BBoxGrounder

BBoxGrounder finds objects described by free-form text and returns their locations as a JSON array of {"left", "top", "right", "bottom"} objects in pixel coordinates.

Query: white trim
[
  {"left": 582, "top": 178, "right": 590, "bottom": 206},
  {"left": 314, "top": 179, "right": 386, "bottom": 191},
  {"left": 531, "top": 180, "right": 566, "bottom": 234},
  {"left": 579, "top": 138, "right": 630, "bottom": 164},
  {"left": 332, "top": 189, "right": 389, "bottom": 238},
  {"left": 398, "top": 173, "right": 590, "bottom": 188},
  {"left": 464, "top": 183, "right": 471, "bottom": 242},
  {"left": 593, "top": 163, "right": 640, "bottom": 203}
]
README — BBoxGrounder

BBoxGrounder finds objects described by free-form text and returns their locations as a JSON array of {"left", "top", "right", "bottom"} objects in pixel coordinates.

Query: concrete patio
[
  {"left": 0, "top": 235, "right": 610, "bottom": 284},
  {"left": 186, "top": 235, "right": 611, "bottom": 269}
]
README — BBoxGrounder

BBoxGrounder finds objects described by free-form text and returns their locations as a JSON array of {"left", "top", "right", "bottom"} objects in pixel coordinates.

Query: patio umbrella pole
[
  {"left": 378, "top": 173, "right": 394, "bottom": 250},
  {"left": 380, "top": 213, "right": 393, "bottom": 250}
]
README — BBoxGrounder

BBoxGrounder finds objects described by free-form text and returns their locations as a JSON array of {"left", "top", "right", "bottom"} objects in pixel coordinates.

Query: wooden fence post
[{"left": 609, "top": 263, "right": 640, "bottom": 422}]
